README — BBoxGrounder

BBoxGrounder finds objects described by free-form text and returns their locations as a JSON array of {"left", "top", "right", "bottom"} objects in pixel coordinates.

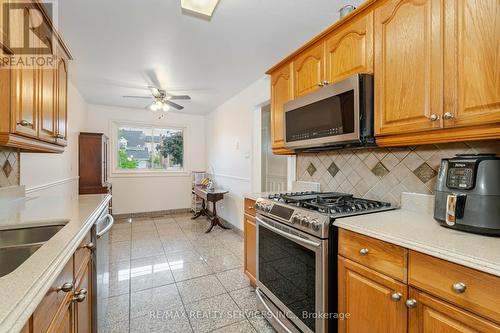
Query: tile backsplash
[
  {"left": 296, "top": 140, "right": 500, "bottom": 207},
  {"left": 0, "top": 148, "right": 20, "bottom": 187}
]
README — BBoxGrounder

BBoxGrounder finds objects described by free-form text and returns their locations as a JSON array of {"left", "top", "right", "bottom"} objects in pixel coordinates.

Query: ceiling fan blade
[
  {"left": 168, "top": 95, "right": 191, "bottom": 100},
  {"left": 165, "top": 100, "right": 184, "bottom": 110},
  {"left": 123, "top": 95, "right": 153, "bottom": 99},
  {"left": 144, "top": 69, "right": 162, "bottom": 89}
]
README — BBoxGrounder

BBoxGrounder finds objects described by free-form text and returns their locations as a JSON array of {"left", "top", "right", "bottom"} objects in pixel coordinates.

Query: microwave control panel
[{"left": 446, "top": 161, "right": 476, "bottom": 190}]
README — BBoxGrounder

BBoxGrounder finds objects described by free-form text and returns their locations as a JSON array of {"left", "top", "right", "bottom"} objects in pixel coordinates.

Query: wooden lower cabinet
[
  {"left": 338, "top": 256, "right": 407, "bottom": 333},
  {"left": 408, "top": 288, "right": 500, "bottom": 333},
  {"left": 244, "top": 213, "right": 256, "bottom": 287},
  {"left": 47, "top": 294, "right": 74, "bottom": 333},
  {"left": 74, "top": 257, "right": 92, "bottom": 333}
]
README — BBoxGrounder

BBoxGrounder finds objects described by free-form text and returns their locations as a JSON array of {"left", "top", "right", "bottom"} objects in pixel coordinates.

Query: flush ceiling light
[{"left": 181, "top": 0, "right": 220, "bottom": 19}]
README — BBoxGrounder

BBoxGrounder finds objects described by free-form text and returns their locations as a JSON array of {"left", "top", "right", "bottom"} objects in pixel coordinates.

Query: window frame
[{"left": 110, "top": 120, "right": 189, "bottom": 177}]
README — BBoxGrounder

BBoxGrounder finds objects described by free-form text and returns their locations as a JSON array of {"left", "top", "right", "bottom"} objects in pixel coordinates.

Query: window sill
[{"left": 110, "top": 170, "right": 190, "bottom": 178}]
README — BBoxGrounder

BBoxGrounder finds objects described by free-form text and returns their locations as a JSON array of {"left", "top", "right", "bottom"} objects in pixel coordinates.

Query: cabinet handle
[
  {"left": 82, "top": 242, "right": 96, "bottom": 251},
  {"left": 248, "top": 206, "right": 254, "bottom": 210},
  {"left": 56, "top": 282, "right": 73, "bottom": 293},
  {"left": 322, "top": 80, "right": 329, "bottom": 85},
  {"left": 359, "top": 248, "right": 369, "bottom": 256},
  {"left": 17, "top": 120, "right": 32, "bottom": 127},
  {"left": 318, "top": 82, "right": 324, "bottom": 87},
  {"left": 452, "top": 282, "right": 467, "bottom": 294},
  {"left": 391, "top": 292, "right": 402, "bottom": 302},
  {"left": 72, "top": 293, "right": 86, "bottom": 303},
  {"left": 443, "top": 112, "right": 455, "bottom": 120},
  {"left": 405, "top": 299, "right": 417, "bottom": 309},
  {"left": 429, "top": 114, "right": 440, "bottom": 121},
  {"left": 55, "top": 134, "right": 65, "bottom": 139}
]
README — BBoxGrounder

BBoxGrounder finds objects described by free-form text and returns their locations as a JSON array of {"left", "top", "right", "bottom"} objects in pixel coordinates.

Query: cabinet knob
[
  {"left": 72, "top": 293, "right": 86, "bottom": 303},
  {"left": 359, "top": 248, "right": 369, "bottom": 256},
  {"left": 429, "top": 114, "right": 440, "bottom": 121},
  {"left": 318, "top": 82, "right": 324, "bottom": 87},
  {"left": 405, "top": 299, "right": 418, "bottom": 309},
  {"left": 82, "top": 242, "right": 96, "bottom": 251},
  {"left": 56, "top": 282, "right": 73, "bottom": 293},
  {"left": 17, "top": 120, "right": 32, "bottom": 127},
  {"left": 75, "top": 288, "right": 88, "bottom": 296},
  {"left": 322, "top": 80, "right": 330, "bottom": 86},
  {"left": 56, "top": 134, "right": 65, "bottom": 139},
  {"left": 391, "top": 292, "right": 402, "bottom": 302},
  {"left": 452, "top": 282, "right": 467, "bottom": 294},
  {"left": 443, "top": 112, "right": 455, "bottom": 120}
]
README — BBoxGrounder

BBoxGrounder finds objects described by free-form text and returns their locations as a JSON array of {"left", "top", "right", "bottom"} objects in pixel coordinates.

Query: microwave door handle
[{"left": 257, "top": 217, "right": 321, "bottom": 248}]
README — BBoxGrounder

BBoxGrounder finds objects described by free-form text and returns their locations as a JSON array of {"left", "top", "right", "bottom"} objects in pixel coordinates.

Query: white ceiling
[{"left": 57, "top": 0, "right": 364, "bottom": 114}]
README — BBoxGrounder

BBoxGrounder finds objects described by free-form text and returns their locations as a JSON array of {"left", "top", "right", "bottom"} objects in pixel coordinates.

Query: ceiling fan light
[
  {"left": 181, "top": 0, "right": 219, "bottom": 18},
  {"left": 150, "top": 103, "right": 159, "bottom": 112},
  {"left": 162, "top": 103, "right": 171, "bottom": 112}
]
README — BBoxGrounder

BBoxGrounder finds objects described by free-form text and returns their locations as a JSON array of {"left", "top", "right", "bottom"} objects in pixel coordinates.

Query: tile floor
[{"left": 101, "top": 213, "right": 276, "bottom": 333}]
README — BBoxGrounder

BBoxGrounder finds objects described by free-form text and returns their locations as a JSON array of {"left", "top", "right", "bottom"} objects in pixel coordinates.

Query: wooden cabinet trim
[
  {"left": 244, "top": 213, "right": 256, "bottom": 287},
  {"left": 244, "top": 198, "right": 256, "bottom": 217}
]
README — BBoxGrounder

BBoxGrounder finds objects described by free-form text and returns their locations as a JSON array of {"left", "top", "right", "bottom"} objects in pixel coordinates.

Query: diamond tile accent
[
  {"left": 306, "top": 163, "right": 317, "bottom": 176},
  {"left": 327, "top": 162, "right": 339, "bottom": 178},
  {"left": 371, "top": 162, "right": 389, "bottom": 178},
  {"left": 413, "top": 162, "right": 438, "bottom": 183},
  {"left": 2, "top": 159, "right": 12, "bottom": 178}
]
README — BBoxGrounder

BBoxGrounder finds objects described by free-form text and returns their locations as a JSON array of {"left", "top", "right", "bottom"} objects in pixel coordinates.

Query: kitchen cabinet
[
  {"left": 29, "top": 230, "right": 94, "bottom": 333},
  {"left": 325, "top": 11, "right": 373, "bottom": 84},
  {"left": 338, "top": 229, "right": 500, "bottom": 332},
  {"left": 270, "top": 63, "right": 295, "bottom": 155},
  {"left": 244, "top": 197, "right": 257, "bottom": 287},
  {"left": 293, "top": 42, "right": 325, "bottom": 97},
  {"left": 374, "top": 0, "right": 443, "bottom": 136},
  {"left": 0, "top": 0, "right": 72, "bottom": 153},
  {"left": 338, "top": 256, "right": 407, "bottom": 333}
]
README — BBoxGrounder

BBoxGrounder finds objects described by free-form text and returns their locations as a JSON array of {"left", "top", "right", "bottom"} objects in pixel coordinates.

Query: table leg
[
  {"left": 205, "top": 201, "right": 231, "bottom": 233},
  {"left": 191, "top": 199, "right": 207, "bottom": 220}
]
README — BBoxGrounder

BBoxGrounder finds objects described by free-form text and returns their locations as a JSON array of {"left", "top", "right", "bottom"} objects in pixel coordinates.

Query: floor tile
[
  {"left": 165, "top": 250, "right": 203, "bottom": 265},
  {"left": 170, "top": 259, "right": 213, "bottom": 282},
  {"left": 130, "top": 311, "right": 192, "bottom": 333},
  {"left": 211, "top": 320, "right": 257, "bottom": 333},
  {"left": 131, "top": 241, "right": 165, "bottom": 260},
  {"left": 229, "top": 287, "right": 258, "bottom": 313},
  {"left": 177, "top": 274, "right": 225, "bottom": 304},
  {"left": 109, "top": 241, "right": 131, "bottom": 263},
  {"left": 216, "top": 268, "right": 250, "bottom": 292},
  {"left": 101, "top": 294, "right": 130, "bottom": 326},
  {"left": 132, "top": 221, "right": 157, "bottom": 233},
  {"left": 130, "top": 255, "right": 175, "bottom": 292},
  {"left": 184, "top": 293, "right": 243, "bottom": 333},
  {"left": 195, "top": 245, "right": 232, "bottom": 260},
  {"left": 162, "top": 239, "right": 193, "bottom": 252},
  {"left": 130, "top": 284, "right": 183, "bottom": 319},
  {"left": 108, "top": 260, "right": 130, "bottom": 297},
  {"left": 204, "top": 253, "right": 243, "bottom": 273},
  {"left": 99, "top": 319, "right": 130, "bottom": 333},
  {"left": 109, "top": 227, "right": 131, "bottom": 243},
  {"left": 247, "top": 314, "right": 277, "bottom": 333}
]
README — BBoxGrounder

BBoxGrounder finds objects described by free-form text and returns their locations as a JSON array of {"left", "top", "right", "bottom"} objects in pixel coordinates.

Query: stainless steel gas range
[{"left": 254, "top": 192, "right": 393, "bottom": 333}]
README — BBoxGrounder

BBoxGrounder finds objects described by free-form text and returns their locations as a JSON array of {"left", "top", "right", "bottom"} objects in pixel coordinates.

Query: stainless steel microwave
[{"left": 284, "top": 74, "right": 374, "bottom": 151}]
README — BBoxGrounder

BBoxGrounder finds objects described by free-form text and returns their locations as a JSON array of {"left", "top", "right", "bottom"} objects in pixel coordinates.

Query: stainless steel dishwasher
[{"left": 93, "top": 205, "right": 113, "bottom": 332}]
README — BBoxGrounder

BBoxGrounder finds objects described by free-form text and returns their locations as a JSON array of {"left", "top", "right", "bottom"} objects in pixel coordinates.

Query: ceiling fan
[{"left": 123, "top": 69, "right": 191, "bottom": 112}]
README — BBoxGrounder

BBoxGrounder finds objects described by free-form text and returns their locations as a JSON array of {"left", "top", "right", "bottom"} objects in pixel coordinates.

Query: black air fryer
[{"left": 434, "top": 154, "right": 500, "bottom": 236}]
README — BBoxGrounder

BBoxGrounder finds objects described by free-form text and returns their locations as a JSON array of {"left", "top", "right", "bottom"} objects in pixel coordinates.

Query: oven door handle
[
  {"left": 255, "top": 287, "right": 293, "bottom": 333},
  {"left": 257, "top": 217, "right": 321, "bottom": 248}
]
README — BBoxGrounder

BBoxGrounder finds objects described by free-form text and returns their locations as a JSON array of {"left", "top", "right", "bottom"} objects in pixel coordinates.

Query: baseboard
[{"left": 113, "top": 208, "right": 191, "bottom": 220}]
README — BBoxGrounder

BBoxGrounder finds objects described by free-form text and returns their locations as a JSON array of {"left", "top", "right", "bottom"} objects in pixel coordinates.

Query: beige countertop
[
  {"left": 334, "top": 194, "right": 500, "bottom": 277},
  {"left": 0, "top": 181, "right": 111, "bottom": 333},
  {"left": 243, "top": 192, "right": 272, "bottom": 201}
]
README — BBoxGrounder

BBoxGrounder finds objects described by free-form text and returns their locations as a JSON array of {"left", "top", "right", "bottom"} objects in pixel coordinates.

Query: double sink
[{"left": 0, "top": 223, "right": 68, "bottom": 277}]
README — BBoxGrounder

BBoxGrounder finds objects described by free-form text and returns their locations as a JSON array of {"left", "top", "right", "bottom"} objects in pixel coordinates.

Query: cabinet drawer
[
  {"left": 409, "top": 251, "right": 500, "bottom": 324},
  {"left": 74, "top": 231, "right": 92, "bottom": 278},
  {"left": 33, "top": 256, "right": 74, "bottom": 333},
  {"left": 244, "top": 198, "right": 256, "bottom": 216},
  {"left": 339, "top": 229, "right": 407, "bottom": 282}
]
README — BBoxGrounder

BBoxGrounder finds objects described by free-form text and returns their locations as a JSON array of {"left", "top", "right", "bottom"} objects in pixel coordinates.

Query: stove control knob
[
  {"left": 301, "top": 217, "right": 310, "bottom": 226},
  {"left": 311, "top": 219, "right": 320, "bottom": 231},
  {"left": 291, "top": 215, "right": 300, "bottom": 224},
  {"left": 265, "top": 204, "right": 272, "bottom": 212}
]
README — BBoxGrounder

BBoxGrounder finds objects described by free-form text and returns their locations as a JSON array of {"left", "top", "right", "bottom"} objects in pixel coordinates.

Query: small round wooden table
[{"left": 191, "top": 186, "right": 230, "bottom": 233}]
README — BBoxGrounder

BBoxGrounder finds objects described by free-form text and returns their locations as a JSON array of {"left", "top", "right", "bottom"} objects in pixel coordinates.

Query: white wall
[
  {"left": 205, "top": 76, "right": 270, "bottom": 230},
  {"left": 20, "top": 81, "right": 87, "bottom": 190},
  {"left": 85, "top": 104, "right": 205, "bottom": 215}
]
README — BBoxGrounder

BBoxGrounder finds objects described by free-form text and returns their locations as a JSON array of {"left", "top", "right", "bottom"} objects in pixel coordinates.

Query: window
[{"left": 116, "top": 125, "right": 184, "bottom": 172}]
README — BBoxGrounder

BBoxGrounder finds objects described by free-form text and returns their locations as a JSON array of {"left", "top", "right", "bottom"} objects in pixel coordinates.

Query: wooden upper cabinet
[
  {"left": 293, "top": 42, "right": 325, "bottom": 97},
  {"left": 39, "top": 33, "right": 57, "bottom": 143},
  {"left": 338, "top": 256, "right": 408, "bottom": 333},
  {"left": 374, "top": 0, "right": 443, "bottom": 136},
  {"left": 270, "top": 63, "right": 293, "bottom": 151},
  {"left": 408, "top": 288, "right": 500, "bottom": 333},
  {"left": 11, "top": 65, "right": 39, "bottom": 138},
  {"left": 56, "top": 56, "right": 68, "bottom": 145},
  {"left": 443, "top": 0, "right": 500, "bottom": 128},
  {"left": 326, "top": 11, "right": 374, "bottom": 84}
]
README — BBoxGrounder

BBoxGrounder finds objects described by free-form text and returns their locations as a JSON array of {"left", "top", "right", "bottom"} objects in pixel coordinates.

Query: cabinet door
[
  {"left": 56, "top": 56, "right": 68, "bottom": 146},
  {"left": 75, "top": 259, "right": 92, "bottom": 333},
  {"left": 374, "top": 0, "right": 443, "bottom": 135},
  {"left": 244, "top": 214, "right": 256, "bottom": 287},
  {"left": 443, "top": 0, "right": 500, "bottom": 128},
  {"left": 293, "top": 42, "right": 325, "bottom": 97},
  {"left": 47, "top": 294, "right": 74, "bottom": 333},
  {"left": 270, "top": 63, "right": 293, "bottom": 150},
  {"left": 338, "top": 256, "right": 407, "bottom": 333},
  {"left": 408, "top": 288, "right": 500, "bottom": 333},
  {"left": 326, "top": 11, "right": 374, "bottom": 84}
]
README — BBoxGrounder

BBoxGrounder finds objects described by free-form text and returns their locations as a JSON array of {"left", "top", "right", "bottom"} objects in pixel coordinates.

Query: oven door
[
  {"left": 256, "top": 215, "right": 328, "bottom": 333},
  {"left": 284, "top": 74, "right": 360, "bottom": 150}
]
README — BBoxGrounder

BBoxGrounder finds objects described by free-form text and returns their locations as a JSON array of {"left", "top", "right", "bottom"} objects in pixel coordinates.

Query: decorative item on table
[
  {"left": 206, "top": 179, "right": 215, "bottom": 191},
  {"left": 191, "top": 171, "right": 206, "bottom": 213},
  {"left": 339, "top": 4, "right": 355, "bottom": 18}
]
